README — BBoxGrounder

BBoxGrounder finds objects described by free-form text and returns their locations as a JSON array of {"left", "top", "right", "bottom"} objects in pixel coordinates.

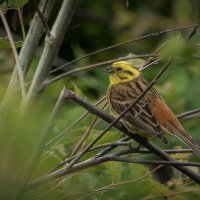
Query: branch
[
  {"left": 71, "top": 102, "right": 107, "bottom": 156},
  {"left": 61, "top": 60, "right": 171, "bottom": 173},
  {"left": 45, "top": 54, "right": 156, "bottom": 88},
  {"left": 50, "top": 24, "right": 199, "bottom": 74},
  {"left": 61, "top": 90, "right": 200, "bottom": 184},
  {"left": 22, "top": 0, "right": 76, "bottom": 110},
  {"left": 28, "top": 146, "right": 199, "bottom": 188},
  {"left": 2, "top": 0, "right": 56, "bottom": 103},
  {"left": 177, "top": 108, "right": 200, "bottom": 119},
  {"left": 105, "top": 155, "right": 200, "bottom": 167},
  {"left": 46, "top": 96, "right": 106, "bottom": 148},
  {"left": 64, "top": 166, "right": 162, "bottom": 199}
]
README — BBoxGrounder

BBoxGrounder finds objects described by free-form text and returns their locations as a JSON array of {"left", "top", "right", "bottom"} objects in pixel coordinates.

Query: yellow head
[{"left": 104, "top": 61, "right": 141, "bottom": 85}]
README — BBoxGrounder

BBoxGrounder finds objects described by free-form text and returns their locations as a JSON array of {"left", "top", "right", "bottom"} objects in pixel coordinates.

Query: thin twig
[
  {"left": 48, "top": 141, "right": 131, "bottom": 174},
  {"left": 60, "top": 60, "right": 172, "bottom": 174},
  {"left": 33, "top": 0, "right": 51, "bottom": 36},
  {"left": 50, "top": 24, "right": 199, "bottom": 74},
  {"left": 71, "top": 102, "right": 107, "bottom": 156},
  {"left": 177, "top": 108, "right": 200, "bottom": 119},
  {"left": 65, "top": 165, "right": 162, "bottom": 199},
  {"left": 186, "top": 26, "right": 199, "bottom": 41},
  {"left": 44, "top": 54, "right": 154, "bottom": 88},
  {"left": 140, "top": 42, "right": 167, "bottom": 70},
  {"left": 105, "top": 155, "right": 200, "bottom": 167},
  {"left": 63, "top": 89, "right": 200, "bottom": 183},
  {"left": 96, "top": 136, "right": 131, "bottom": 157},
  {"left": 17, "top": 8, "right": 26, "bottom": 39},
  {"left": 46, "top": 96, "right": 106, "bottom": 148},
  {"left": 28, "top": 144, "right": 200, "bottom": 188},
  {"left": 139, "top": 57, "right": 161, "bottom": 71},
  {"left": 2, "top": 0, "right": 56, "bottom": 104},
  {"left": 0, "top": 8, "right": 26, "bottom": 100},
  {"left": 22, "top": 0, "right": 76, "bottom": 110}
]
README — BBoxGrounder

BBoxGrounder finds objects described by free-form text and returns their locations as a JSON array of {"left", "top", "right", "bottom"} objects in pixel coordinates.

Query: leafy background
[{"left": 0, "top": 0, "right": 200, "bottom": 199}]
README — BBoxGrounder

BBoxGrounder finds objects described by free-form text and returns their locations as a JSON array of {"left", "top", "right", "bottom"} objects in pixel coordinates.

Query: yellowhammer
[{"left": 104, "top": 61, "right": 200, "bottom": 158}]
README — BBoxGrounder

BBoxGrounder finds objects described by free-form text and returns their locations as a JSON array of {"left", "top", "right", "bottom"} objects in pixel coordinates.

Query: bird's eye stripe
[
  {"left": 116, "top": 67, "right": 122, "bottom": 71},
  {"left": 125, "top": 70, "right": 134, "bottom": 75}
]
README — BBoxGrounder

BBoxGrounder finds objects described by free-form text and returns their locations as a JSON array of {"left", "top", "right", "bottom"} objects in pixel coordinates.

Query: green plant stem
[
  {"left": 22, "top": 0, "right": 76, "bottom": 111},
  {"left": 0, "top": 8, "right": 26, "bottom": 100},
  {"left": 2, "top": 0, "right": 56, "bottom": 104}
]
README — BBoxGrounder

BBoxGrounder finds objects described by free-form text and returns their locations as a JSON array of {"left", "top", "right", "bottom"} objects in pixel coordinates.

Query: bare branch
[
  {"left": 46, "top": 96, "right": 106, "bottom": 148},
  {"left": 177, "top": 108, "right": 200, "bottom": 119},
  {"left": 45, "top": 54, "right": 156, "bottom": 88},
  {"left": 3, "top": 0, "right": 56, "bottom": 103},
  {"left": 71, "top": 102, "right": 107, "bottom": 156},
  {"left": 22, "top": 0, "right": 76, "bottom": 110},
  {"left": 50, "top": 24, "right": 199, "bottom": 74},
  {"left": 62, "top": 90, "right": 200, "bottom": 184}
]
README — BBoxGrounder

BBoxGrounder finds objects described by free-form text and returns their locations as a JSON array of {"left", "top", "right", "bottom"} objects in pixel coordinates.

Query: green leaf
[
  {"left": 8, "top": 0, "right": 28, "bottom": 7},
  {"left": 71, "top": 81, "right": 86, "bottom": 98},
  {"left": 0, "top": 37, "right": 22, "bottom": 50},
  {"left": 106, "top": 162, "right": 122, "bottom": 184},
  {"left": 121, "top": 53, "right": 145, "bottom": 68}
]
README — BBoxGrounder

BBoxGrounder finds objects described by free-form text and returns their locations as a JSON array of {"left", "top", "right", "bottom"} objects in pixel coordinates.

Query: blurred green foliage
[{"left": 0, "top": 0, "right": 200, "bottom": 199}]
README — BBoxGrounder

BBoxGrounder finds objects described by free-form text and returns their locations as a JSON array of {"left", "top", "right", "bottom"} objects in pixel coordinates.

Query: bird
[{"left": 104, "top": 61, "right": 200, "bottom": 159}]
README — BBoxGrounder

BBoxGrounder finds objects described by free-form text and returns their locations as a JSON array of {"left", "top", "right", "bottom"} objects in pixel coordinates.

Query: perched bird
[{"left": 104, "top": 61, "right": 200, "bottom": 158}]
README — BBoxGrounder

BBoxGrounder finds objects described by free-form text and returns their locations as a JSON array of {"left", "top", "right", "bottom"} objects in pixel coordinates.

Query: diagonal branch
[
  {"left": 63, "top": 90, "right": 200, "bottom": 184},
  {"left": 50, "top": 24, "right": 199, "bottom": 74},
  {"left": 61, "top": 60, "right": 172, "bottom": 173}
]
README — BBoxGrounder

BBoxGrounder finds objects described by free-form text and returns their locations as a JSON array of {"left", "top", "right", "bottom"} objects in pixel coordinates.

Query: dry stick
[
  {"left": 29, "top": 144, "right": 199, "bottom": 188},
  {"left": 97, "top": 107, "right": 200, "bottom": 158},
  {"left": 71, "top": 102, "right": 107, "bottom": 156},
  {"left": 26, "top": 54, "right": 154, "bottom": 88},
  {"left": 46, "top": 95, "right": 106, "bottom": 148},
  {"left": 61, "top": 60, "right": 172, "bottom": 174},
  {"left": 96, "top": 136, "right": 131, "bottom": 157},
  {"left": 186, "top": 26, "right": 199, "bottom": 41},
  {"left": 140, "top": 42, "right": 167, "bottom": 71},
  {"left": 140, "top": 57, "right": 161, "bottom": 71},
  {"left": 50, "top": 24, "right": 199, "bottom": 74},
  {"left": 177, "top": 108, "right": 200, "bottom": 119},
  {"left": 64, "top": 93, "right": 200, "bottom": 183},
  {"left": 44, "top": 54, "right": 156, "bottom": 88},
  {"left": 104, "top": 155, "right": 200, "bottom": 167},
  {"left": 0, "top": 9, "right": 26, "bottom": 99},
  {"left": 132, "top": 149, "right": 193, "bottom": 154},
  {"left": 49, "top": 140, "right": 131, "bottom": 174}
]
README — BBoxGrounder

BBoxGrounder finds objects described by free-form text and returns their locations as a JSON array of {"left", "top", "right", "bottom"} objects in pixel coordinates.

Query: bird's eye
[{"left": 116, "top": 67, "right": 122, "bottom": 71}]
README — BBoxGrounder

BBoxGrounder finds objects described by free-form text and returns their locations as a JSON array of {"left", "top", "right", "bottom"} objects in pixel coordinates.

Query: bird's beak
[{"left": 103, "top": 66, "right": 113, "bottom": 73}]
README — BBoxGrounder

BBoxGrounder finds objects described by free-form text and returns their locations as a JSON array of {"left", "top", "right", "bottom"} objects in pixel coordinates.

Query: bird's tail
[{"left": 170, "top": 122, "right": 200, "bottom": 159}]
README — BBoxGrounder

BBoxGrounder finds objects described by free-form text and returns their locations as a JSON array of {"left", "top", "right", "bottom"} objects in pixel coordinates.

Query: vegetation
[{"left": 0, "top": 0, "right": 200, "bottom": 199}]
